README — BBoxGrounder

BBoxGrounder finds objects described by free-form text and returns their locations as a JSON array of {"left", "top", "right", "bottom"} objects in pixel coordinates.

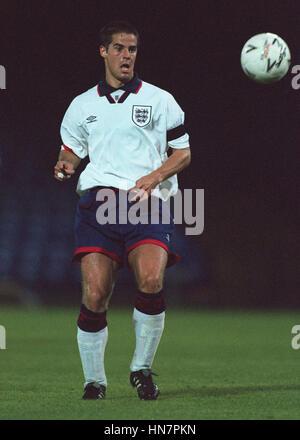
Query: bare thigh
[
  {"left": 81, "top": 252, "right": 119, "bottom": 313},
  {"left": 128, "top": 244, "right": 168, "bottom": 294}
]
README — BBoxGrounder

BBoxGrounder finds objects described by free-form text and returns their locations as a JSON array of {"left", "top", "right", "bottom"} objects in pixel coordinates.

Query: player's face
[{"left": 100, "top": 33, "right": 137, "bottom": 87}]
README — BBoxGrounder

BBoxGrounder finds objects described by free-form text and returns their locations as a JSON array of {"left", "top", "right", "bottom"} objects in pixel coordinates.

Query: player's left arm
[
  {"left": 130, "top": 92, "right": 191, "bottom": 199},
  {"left": 129, "top": 147, "right": 191, "bottom": 199}
]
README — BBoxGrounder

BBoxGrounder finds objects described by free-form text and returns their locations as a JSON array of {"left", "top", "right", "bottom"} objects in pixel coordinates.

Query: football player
[{"left": 54, "top": 20, "right": 191, "bottom": 400}]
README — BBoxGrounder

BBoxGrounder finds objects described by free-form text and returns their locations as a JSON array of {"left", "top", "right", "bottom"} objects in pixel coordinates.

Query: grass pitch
[{"left": 0, "top": 305, "right": 300, "bottom": 420}]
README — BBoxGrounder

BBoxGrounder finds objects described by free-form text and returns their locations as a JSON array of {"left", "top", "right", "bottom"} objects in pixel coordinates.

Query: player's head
[
  {"left": 99, "top": 21, "right": 139, "bottom": 86},
  {"left": 100, "top": 21, "right": 140, "bottom": 51}
]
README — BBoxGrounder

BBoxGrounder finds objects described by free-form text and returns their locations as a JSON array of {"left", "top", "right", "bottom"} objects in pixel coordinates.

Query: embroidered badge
[{"left": 132, "top": 105, "right": 152, "bottom": 127}]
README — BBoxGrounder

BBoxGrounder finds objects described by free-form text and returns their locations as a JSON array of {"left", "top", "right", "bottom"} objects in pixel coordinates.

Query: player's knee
[
  {"left": 83, "top": 288, "right": 110, "bottom": 313},
  {"left": 138, "top": 273, "right": 163, "bottom": 294}
]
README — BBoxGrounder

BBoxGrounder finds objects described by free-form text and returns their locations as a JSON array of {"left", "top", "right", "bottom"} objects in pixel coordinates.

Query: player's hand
[
  {"left": 54, "top": 160, "right": 75, "bottom": 181},
  {"left": 128, "top": 172, "right": 160, "bottom": 202}
]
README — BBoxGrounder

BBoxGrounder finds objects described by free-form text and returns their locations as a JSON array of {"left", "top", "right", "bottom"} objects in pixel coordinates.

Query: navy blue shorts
[{"left": 73, "top": 187, "right": 180, "bottom": 268}]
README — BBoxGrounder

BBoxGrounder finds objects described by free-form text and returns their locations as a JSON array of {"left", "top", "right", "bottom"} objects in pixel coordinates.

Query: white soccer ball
[{"left": 241, "top": 33, "right": 291, "bottom": 83}]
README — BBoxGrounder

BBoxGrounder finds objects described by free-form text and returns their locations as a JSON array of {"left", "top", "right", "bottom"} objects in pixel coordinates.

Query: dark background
[{"left": 0, "top": 0, "right": 299, "bottom": 309}]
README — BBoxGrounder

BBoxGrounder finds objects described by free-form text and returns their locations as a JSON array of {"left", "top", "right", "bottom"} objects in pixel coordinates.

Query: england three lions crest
[{"left": 132, "top": 105, "right": 152, "bottom": 127}]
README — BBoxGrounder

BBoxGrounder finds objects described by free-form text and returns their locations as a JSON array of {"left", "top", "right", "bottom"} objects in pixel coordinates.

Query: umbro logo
[{"left": 86, "top": 115, "right": 97, "bottom": 123}]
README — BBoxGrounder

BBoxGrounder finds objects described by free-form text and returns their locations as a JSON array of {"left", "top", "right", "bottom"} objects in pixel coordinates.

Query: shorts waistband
[{"left": 88, "top": 186, "right": 120, "bottom": 193}]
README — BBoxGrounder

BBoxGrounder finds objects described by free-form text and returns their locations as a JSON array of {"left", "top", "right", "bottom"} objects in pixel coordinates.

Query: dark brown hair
[{"left": 100, "top": 21, "right": 140, "bottom": 50}]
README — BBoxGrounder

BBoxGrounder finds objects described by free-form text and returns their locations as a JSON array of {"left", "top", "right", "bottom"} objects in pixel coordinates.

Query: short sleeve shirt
[{"left": 60, "top": 74, "right": 190, "bottom": 200}]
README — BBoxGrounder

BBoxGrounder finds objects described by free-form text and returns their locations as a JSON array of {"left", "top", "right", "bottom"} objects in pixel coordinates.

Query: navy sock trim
[
  {"left": 135, "top": 290, "right": 166, "bottom": 315},
  {"left": 77, "top": 304, "right": 107, "bottom": 332}
]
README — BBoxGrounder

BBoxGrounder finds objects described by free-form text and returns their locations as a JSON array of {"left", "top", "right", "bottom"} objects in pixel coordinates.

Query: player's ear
[{"left": 99, "top": 45, "right": 107, "bottom": 59}]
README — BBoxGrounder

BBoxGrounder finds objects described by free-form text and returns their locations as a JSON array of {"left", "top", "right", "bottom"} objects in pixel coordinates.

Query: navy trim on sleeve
[{"left": 167, "top": 124, "right": 186, "bottom": 142}]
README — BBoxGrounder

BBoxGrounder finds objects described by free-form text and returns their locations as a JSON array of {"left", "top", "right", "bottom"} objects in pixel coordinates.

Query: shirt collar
[{"left": 97, "top": 73, "right": 142, "bottom": 96}]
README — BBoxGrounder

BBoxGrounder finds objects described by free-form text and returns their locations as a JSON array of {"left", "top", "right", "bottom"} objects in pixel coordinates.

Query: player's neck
[{"left": 105, "top": 72, "right": 134, "bottom": 89}]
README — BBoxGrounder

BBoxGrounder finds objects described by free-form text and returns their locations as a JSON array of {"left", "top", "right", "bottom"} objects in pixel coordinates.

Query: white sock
[
  {"left": 77, "top": 326, "right": 108, "bottom": 388},
  {"left": 130, "top": 308, "right": 165, "bottom": 372}
]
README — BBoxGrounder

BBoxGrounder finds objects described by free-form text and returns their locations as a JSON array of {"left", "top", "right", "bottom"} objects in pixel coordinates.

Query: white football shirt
[{"left": 60, "top": 74, "right": 190, "bottom": 200}]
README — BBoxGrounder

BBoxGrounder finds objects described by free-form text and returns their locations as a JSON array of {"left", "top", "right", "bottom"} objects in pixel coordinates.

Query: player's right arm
[
  {"left": 55, "top": 96, "right": 88, "bottom": 181},
  {"left": 54, "top": 149, "right": 81, "bottom": 181}
]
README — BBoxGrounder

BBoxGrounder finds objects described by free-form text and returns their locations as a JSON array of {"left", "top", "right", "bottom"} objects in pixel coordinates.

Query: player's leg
[
  {"left": 80, "top": 252, "right": 118, "bottom": 313},
  {"left": 77, "top": 252, "right": 119, "bottom": 399},
  {"left": 128, "top": 244, "right": 168, "bottom": 400}
]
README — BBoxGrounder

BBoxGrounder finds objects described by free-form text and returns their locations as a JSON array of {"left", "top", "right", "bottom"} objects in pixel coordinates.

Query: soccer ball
[{"left": 241, "top": 33, "right": 291, "bottom": 83}]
